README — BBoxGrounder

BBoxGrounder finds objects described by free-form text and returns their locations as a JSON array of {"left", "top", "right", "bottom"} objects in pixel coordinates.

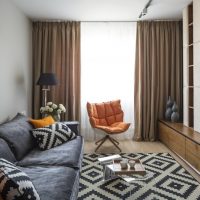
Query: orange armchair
[{"left": 87, "top": 100, "right": 130, "bottom": 152}]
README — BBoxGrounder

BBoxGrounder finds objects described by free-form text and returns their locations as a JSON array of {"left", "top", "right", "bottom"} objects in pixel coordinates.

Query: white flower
[
  {"left": 58, "top": 104, "right": 63, "bottom": 108},
  {"left": 47, "top": 102, "right": 53, "bottom": 106},
  {"left": 40, "top": 107, "right": 45, "bottom": 113},
  {"left": 59, "top": 104, "right": 66, "bottom": 112},
  {"left": 57, "top": 109, "right": 62, "bottom": 114},
  {"left": 48, "top": 108, "right": 53, "bottom": 112},
  {"left": 45, "top": 106, "right": 50, "bottom": 111},
  {"left": 52, "top": 104, "right": 57, "bottom": 109}
]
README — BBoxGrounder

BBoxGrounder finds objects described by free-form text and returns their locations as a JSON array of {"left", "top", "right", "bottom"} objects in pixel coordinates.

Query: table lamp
[{"left": 37, "top": 73, "right": 58, "bottom": 106}]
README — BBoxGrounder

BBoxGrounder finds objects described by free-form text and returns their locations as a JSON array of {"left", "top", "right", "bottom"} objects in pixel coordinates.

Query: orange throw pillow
[{"left": 29, "top": 115, "right": 55, "bottom": 128}]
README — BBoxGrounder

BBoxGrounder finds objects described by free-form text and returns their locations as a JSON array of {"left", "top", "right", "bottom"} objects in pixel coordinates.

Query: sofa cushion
[
  {"left": 19, "top": 166, "right": 79, "bottom": 200},
  {"left": 31, "top": 123, "right": 76, "bottom": 150},
  {"left": 0, "top": 159, "right": 40, "bottom": 200},
  {"left": 0, "top": 138, "right": 16, "bottom": 162},
  {"left": 17, "top": 136, "right": 83, "bottom": 169},
  {"left": 0, "top": 113, "right": 36, "bottom": 160},
  {"left": 29, "top": 115, "right": 55, "bottom": 128}
]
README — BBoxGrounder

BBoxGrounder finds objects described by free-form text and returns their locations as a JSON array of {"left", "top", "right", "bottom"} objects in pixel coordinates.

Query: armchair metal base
[{"left": 95, "top": 135, "right": 121, "bottom": 152}]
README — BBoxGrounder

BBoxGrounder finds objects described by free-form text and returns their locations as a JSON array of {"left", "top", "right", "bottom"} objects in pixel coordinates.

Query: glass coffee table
[
  {"left": 98, "top": 155, "right": 154, "bottom": 198},
  {"left": 98, "top": 154, "right": 147, "bottom": 181}
]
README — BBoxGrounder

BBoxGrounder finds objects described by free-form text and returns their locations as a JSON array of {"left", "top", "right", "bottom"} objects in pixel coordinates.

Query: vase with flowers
[{"left": 40, "top": 102, "right": 66, "bottom": 122}]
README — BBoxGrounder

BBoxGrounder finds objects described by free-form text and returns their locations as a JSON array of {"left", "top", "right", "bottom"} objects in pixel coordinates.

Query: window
[{"left": 81, "top": 22, "right": 136, "bottom": 140}]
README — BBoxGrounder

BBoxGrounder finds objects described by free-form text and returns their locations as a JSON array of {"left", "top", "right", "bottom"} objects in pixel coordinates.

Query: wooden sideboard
[{"left": 158, "top": 120, "right": 200, "bottom": 172}]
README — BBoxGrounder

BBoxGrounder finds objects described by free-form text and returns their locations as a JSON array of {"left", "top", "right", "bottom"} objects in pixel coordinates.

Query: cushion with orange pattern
[
  {"left": 29, "top": 115, "right": 55, "bottom": 128},
  {"left": 95, "top": 122, "right": 130, "bottom": 134}
]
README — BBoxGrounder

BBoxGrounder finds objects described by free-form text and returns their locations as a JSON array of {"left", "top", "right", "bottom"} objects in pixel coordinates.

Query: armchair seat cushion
[{"left": 95, "top": 122, "right": 130, "bottom": 134}]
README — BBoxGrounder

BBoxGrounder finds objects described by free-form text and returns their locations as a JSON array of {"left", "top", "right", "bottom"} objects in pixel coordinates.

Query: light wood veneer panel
[
  {"left": 158, "top": 123, "right": 169, "bottom": 146},
  {"left": 186, "top": 138, "right": 200, "bottom": 159},
  {"left": 167, "top": 128, "right": 186, "bottom": 159},
  {"left": 183, "top": 7, "right": 189, "bottom": 46},
  {"left": 186, "top": 139, "right": 200, "bottom": 170},
  {"left": 193, "top": 0, "right": 200, "bottom": 43},
  {"left": 186, "top": 139, "right": 200, "bottom": 171},
  {"left": 159, "top": 120, "right": 200, "bottom": 172},
  {"left": 159, "top": 120, "right": 200, "bottom": 145},
  {"left": 159, "top": 122, "right": 185, "bottom": 159}
]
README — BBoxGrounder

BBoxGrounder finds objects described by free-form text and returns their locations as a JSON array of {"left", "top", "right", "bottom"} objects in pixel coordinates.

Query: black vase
[
  {"left": 171, "top": 102, "right": 179, "bottom": 122},
  {"left": 165, "top": 96, "right": 173, "bottom": 121},
  {"left": 165, "top": 107, "right": 173, "bottom": 121}
]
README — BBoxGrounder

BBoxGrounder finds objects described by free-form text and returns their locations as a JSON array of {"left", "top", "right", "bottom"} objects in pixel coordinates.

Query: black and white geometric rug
[{"left": 78, "top": 153, "right": 200, "bottom": 200}]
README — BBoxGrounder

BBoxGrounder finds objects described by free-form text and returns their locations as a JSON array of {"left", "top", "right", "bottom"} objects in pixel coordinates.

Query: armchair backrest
[{"left": 87, "top": 100, "right": 124, "bottom": 128}]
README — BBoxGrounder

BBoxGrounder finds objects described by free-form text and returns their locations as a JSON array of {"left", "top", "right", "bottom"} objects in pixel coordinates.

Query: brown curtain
[
  {"left": 134, "top": 21, "right": 183, "bottom": 141},
  {"left": 32, "top": 22, "right": 81, "bottom": 121}
]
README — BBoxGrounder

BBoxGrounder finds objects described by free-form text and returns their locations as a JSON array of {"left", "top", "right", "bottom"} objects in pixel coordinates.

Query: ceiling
[{"left": 11, "top": 0, "right": 192, "bottom": 21}]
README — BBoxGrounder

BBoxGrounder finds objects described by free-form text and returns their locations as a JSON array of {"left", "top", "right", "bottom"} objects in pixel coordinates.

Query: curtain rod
[
  {"left": 32, "top": 19, "right": 182, "bottom": 23},
  {"left": 81, "top": 20, "right": 182, "bottom": 22}
]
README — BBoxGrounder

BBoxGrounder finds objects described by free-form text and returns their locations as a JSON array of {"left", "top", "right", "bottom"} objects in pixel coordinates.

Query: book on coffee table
[{"left": 98, "top": 154, "right": 121, "bottom": 164}]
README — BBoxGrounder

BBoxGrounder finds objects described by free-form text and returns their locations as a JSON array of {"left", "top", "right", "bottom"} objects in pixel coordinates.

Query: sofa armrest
[{"left": 63, "top": 121, "right": 80, "bottom": 136}]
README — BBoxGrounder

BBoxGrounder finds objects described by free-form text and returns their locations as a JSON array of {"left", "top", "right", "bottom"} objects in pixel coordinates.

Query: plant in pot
[{"left": 40, "top": 102, "right": 66, "bottom": 121}]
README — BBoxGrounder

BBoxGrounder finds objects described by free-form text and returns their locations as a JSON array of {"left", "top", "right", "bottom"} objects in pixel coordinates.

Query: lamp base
[{"left": 42, "top": 88, "right": 50, "bottom": 106}]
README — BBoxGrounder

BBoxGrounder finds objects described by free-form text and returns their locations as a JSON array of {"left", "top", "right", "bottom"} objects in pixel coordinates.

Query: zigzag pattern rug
[{"left": 78, "top": 153, "right": 200, "bottom": 200}]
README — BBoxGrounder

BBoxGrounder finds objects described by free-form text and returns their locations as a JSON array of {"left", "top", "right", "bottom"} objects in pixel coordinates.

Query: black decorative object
[
  {"left": 165, "top": 96, "right": 173, "bottom": 121},
  {"left": 37, "top": 73, "right": 58, "bottom": 106},
  {"left": 171, "top": 102, "right": 180, "bottom": 122},
  {"left": 37, "top": 73, "right": 58, "bottom": 86}
]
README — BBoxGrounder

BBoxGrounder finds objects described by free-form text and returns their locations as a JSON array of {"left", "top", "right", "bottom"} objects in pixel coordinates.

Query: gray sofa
[{"left": 0, "top": 113, "right": 84, "bottom": 200}]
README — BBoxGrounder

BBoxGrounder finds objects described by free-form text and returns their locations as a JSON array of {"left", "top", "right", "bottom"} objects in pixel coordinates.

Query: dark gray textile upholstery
[
  {"left": 0, "top": 138, "right": 16, "bottom": 162},
  {"left": 17, "top": 136, "right": 83, "bottom": 169},
  {"left": 0, "top": 113, "right": 36, "bottom": 160},
  {"left": 0, "top": 119, "right": 83, "bottom": 200},
  {"left": 20, "top": 166, "right": 79, "bottom": 200}
]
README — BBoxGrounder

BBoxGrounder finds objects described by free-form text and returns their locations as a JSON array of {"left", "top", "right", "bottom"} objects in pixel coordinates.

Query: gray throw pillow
[
  {"left": 0, "top": 138, "right": 16, "bottom": 162},
  {"left": 32, "top": 123, "right": 76, "bottom": 150},
  {"left": 0, "top": 113, "right": 36, "bottom": 160}
]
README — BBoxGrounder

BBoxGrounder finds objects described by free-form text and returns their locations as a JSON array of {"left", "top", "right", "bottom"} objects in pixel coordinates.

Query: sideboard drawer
[
  {"left": 168, "top": 129, "right": 186, "bottom": 159},
  {"left": 186, "top": 139, "right": 200, "bottom": 170},
  {"left": 158, "top": 122, "right": 169, "bottom": 146},
  {"left": 186, "top": 138, "right": 200, "bottom": 158}
]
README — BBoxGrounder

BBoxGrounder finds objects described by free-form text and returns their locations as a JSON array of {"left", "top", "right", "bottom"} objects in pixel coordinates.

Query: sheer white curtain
[{"left": 81, "top": 22, "right": 136, "bottom": 141}]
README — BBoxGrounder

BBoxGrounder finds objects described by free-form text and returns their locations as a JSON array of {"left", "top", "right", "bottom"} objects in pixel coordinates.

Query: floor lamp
[{"left": 37, "top": 73, "right": 58, "bottom": 106}]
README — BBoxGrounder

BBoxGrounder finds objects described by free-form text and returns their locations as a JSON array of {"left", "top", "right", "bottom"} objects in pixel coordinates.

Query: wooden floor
[{"left": 84, "top": 140, "right": 200, "bottom": 182}]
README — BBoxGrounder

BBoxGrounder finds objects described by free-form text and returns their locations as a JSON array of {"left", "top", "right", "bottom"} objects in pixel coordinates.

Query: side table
[{"left": 62, "top": 121, "right": 80, "bottom": 136}]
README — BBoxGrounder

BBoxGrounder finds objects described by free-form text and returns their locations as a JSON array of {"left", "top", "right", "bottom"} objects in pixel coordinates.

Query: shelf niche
[{"left": 188, "top": 2, "right": 194, "bottom": 128}]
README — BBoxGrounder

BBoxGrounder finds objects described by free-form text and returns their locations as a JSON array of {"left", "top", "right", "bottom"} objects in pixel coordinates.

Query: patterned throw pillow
[
  {"left": 0, "top": 159, "right": 40, "bottom": 200},
  {"left": 32, "top": 123, "right": 76, "bottom": 150}
]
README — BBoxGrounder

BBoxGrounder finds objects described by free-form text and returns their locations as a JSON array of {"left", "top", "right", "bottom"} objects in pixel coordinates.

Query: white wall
[{"left": 0, "top": 0, "right": 32, "bottom": 122}]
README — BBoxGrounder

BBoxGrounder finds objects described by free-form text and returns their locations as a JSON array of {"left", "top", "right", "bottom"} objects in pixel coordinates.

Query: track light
[{"left": 138, "top": 0, "right": 153, "bottom": 19}]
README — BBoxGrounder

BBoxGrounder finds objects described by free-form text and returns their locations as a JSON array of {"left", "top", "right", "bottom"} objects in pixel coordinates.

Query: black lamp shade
[{"left": 37, "top": 73, "right": 58, "bottom": 86}]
